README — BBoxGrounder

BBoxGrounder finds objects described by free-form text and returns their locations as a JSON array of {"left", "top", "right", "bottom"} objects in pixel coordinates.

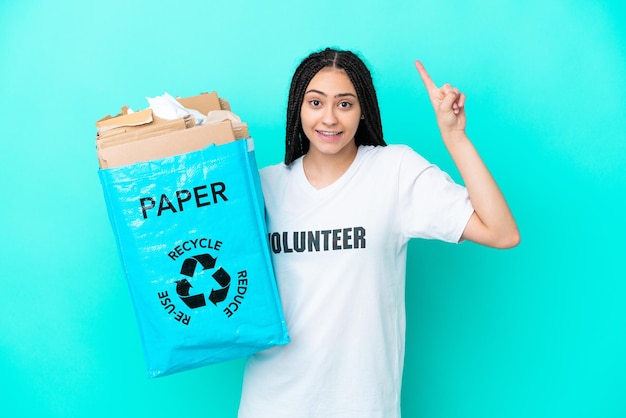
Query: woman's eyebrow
[{"left": 305, "top": 89, "right": 357, "bottom": 98}]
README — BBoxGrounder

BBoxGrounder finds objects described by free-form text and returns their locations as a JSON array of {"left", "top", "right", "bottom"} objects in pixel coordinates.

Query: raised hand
[
  {"left": 415, "top": 60, "right": 466, "bottom": 134},
  {"left": 414, "top": 61, "right": 519, "bottom": 249}
]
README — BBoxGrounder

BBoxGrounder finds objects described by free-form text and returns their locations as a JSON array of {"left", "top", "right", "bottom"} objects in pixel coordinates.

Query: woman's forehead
[{"left": 305, "top": 68, "right": 356, "bottom": 95}]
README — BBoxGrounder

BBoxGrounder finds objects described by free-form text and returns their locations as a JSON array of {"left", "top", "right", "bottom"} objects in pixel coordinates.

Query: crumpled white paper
[{"left": 147, "top": 92, "right": 207, "bottom": 125}]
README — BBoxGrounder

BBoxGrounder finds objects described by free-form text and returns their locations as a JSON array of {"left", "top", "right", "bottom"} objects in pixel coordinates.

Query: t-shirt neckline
[{"left": 295, "top": 146, "right": 367, "bottom": 196}]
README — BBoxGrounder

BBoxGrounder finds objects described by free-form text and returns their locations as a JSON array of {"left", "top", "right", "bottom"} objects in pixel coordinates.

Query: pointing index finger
[{"left": 414, "top": 60, "right": 437, "bottom": 91}]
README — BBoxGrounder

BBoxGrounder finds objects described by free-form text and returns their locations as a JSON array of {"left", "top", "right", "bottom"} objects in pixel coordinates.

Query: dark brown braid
[{"left": 284, "top": 48, "right": 386, "bottom": 165}]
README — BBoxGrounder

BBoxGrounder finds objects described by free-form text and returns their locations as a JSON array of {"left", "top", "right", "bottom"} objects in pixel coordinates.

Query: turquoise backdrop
[{"left": 1, "top": 0, "right": 624, "bottom": 417}]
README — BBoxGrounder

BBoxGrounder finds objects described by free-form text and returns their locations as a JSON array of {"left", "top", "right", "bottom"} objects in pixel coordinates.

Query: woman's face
[{"left": 300, "top": 67, "right": 362, "bottom": 160}]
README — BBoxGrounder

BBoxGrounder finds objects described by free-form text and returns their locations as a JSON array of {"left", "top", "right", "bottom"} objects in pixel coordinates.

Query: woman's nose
[{"left": 322, "top": 106, "right": 338, "bottom": 126}]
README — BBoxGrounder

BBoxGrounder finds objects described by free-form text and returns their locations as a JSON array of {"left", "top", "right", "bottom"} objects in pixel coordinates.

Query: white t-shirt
[{"left": 238, "top": 144, "right": 474, "bottom": 418}]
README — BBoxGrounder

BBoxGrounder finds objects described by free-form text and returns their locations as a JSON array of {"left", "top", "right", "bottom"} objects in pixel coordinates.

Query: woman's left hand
[
  {"left": 415, "top": 60, "right": 466, "bottom": 134},
  {"left": 415, "top": 61, "right": 520, "bottom": 249}
]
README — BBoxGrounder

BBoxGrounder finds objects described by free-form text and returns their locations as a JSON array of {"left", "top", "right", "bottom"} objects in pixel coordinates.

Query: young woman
[{"left": 238, "top": 48, "right": 520, "bottom": 418}]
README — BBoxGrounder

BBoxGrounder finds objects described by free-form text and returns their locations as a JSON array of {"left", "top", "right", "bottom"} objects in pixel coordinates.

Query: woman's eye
[
  {"left": 339, "top": 101, "right": 352, "bottom": 109},
  {"left": 310, "top": 99, "right": 321, "bottom": 107}
]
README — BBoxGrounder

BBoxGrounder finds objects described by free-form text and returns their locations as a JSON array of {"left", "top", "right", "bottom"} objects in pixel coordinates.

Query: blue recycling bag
[{"left": 98, "top": 138, "right": 289, "bottom": 378}]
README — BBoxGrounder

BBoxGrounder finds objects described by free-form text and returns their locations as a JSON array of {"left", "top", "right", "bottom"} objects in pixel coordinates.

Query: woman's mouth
[{"left": 316, "top": 130, "right": 343, "bottom": 140}]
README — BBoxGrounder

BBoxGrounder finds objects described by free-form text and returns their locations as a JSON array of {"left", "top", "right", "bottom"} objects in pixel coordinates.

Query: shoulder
[
  {"left": 260, "top": 161, "right": 286, "bottom": 177},
  {"left": 260, "top": 160, "right": 292, "bottom": 180},
  {"left": 259, "top": 159, "right": 300, "bottom": 193},
  {"left": 359, "top": 144, "right": 431, "bottom": 169}
]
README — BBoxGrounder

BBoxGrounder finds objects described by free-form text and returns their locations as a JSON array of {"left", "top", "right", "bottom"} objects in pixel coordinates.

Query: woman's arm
[{"left": 415, "top": 60, "right": 520, "bottom": 249}]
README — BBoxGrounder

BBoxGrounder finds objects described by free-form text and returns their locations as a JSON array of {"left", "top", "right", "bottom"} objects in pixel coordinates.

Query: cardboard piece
[
  {"left": 176, "top": 91, "right": 221, "bottom": 115},
  {"left": 97, "top": 115, "right": 195, "bottom": 145},
  {"left": 95, "top": 91, "right": 249, "bottom": 169},
  {"left": 97, "top": 120, "right": 236, "bottom": 169},
  {"left": 96, "top": 108, "right": 154, "bottom": 131}
]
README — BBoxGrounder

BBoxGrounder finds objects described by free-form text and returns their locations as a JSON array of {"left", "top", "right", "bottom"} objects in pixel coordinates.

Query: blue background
[{"left": 1, "top": 0, "right": 625, "bottom": 417}]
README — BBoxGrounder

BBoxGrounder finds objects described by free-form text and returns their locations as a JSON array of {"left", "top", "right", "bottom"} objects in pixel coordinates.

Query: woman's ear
[{"left": 360, "top": 114, "right": 365, "bottom": 120}]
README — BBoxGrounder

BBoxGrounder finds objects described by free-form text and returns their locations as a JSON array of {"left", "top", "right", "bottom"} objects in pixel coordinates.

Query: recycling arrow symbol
[{"left": 175, "top": 254, "right": 231, "bottom": 309}]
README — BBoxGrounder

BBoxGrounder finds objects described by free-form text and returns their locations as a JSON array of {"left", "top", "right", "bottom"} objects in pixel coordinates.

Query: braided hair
[{"left": 284, "top": 48, "right": 386, "bottom": 165}]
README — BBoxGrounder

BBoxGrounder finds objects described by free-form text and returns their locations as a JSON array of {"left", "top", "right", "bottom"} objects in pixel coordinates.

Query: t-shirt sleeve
[{"left": 396, "top": 147, "right": 474, "bottom": 243}]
